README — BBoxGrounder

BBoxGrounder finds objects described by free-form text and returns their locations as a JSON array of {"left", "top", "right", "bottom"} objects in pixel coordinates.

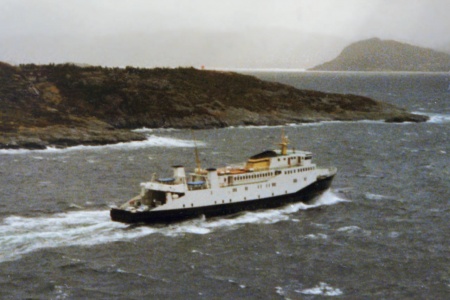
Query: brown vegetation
[{"left": 0, "top": 62, "right": 427, "bottom": 149}]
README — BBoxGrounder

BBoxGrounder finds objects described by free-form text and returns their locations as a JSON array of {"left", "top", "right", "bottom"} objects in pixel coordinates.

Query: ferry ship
[{"left": 110, "top": 133, "right": 337, "bottom": 224}]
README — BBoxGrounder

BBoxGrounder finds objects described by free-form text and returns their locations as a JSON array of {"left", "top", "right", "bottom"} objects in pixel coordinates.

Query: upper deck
[{"left": 143, "top": 132, "right": 316, "bottom": 191}]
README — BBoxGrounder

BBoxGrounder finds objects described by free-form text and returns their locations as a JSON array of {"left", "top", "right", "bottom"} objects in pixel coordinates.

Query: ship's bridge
[{"left": 245, "top": 149, "right": 313, "bottom": 171}]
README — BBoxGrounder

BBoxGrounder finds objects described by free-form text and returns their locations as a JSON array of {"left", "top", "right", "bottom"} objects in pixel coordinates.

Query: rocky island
[
  {"left": 0, "top": 62, "right": 427, "bottom": 149},
  {"left": 310, "top": 38, "right": 450, "bottom": 72}
]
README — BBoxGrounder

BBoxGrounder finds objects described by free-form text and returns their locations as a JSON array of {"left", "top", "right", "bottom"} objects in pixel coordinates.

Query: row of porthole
[
  {"left": 285, "top": 167, "right": 314, "bottom": 175},
  {"left": 184, "top": 179, "right": 292, "bottom": 208},
  {"left": 232, "top": 184, "right": 276, "bottom": 192},
  {"left": 277, "top": 157, "right": 301, "bottom": 161},
  {"left": 183, "top": 199, "right": 233, "bottom": 207},
  {"left": 182, "top": 191, "right": 282, "bottom": 208},
  {"left": 213, "top": 199, "right": 233, "bottom": 204},
  {"left": 236, "top": 172, "right": 274, "bottom": 181},
  {"left": 294, "top": 178, "right": 309, "bottom": 183}
]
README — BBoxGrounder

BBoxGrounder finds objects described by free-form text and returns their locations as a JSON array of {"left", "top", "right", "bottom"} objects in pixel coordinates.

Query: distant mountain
[
  {"left": 310, "top": 38, "right": 450, "bottom": 72},
  {"left": 441, "top": 43, "right": 450, "bottom": 55}
]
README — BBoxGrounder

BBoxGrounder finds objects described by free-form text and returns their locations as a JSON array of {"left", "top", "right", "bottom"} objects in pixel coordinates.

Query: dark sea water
[{"left": 0, "top": 72, "right": 449, "bottom": 299}]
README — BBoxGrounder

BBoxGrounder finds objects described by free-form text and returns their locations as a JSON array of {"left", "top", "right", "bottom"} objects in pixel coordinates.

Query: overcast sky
[{"left": 1, "top": 0, "right": 449, "bottom": 69}]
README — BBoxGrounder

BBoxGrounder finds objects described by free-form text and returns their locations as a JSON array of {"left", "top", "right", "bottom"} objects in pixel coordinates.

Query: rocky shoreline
[{"left": 0, "top": 62, "right": 428, "bottom": 150}]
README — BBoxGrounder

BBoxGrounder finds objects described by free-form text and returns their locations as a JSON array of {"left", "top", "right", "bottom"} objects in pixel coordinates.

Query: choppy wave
[
  {"left": 0, "top": 135, "right": 204, "bottom": 155},
  {"left": 0, "top": 190, "right": 346, "bottom": 263},
  {"left": 228, "top": 119, "right": 405, "bottom": 130},
  {"left": 415, "top": 112, "right": 450, "bottom": 124},
  {"left": 3, "top": 111, "right": 445, "bottom": 156},
  {"left": 295, "top": 120, "right": 388, "bottom": 126},
  {"left": 229, "top": 112, "right": 450, "bottom": 130},
  {"left": 131, "top": 127, "right": 179, "bottom": 133}
]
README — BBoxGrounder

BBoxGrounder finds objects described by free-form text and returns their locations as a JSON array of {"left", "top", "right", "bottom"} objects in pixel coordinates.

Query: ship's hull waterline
[{"left": 110, "top": 174, "right": 334, "bottom": 224}]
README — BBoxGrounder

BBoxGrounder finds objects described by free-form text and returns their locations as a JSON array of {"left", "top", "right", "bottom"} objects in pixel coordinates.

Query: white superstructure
[{"left": 117, "top": 134, "right": 336, "bottom": 215}]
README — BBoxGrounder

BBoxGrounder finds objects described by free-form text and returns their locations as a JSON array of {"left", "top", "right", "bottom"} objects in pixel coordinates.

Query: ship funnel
[
  {"left": 172, "top": 165, "right": 186, "bottom": 180},
  {"left": 206, "top": 168, "right": 219, "bottom": 189},
  {"left": 278, "top": 129, "right": 289, "bottom": 155}
]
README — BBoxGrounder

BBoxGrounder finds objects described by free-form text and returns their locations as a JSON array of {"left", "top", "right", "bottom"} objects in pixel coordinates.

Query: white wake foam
[
  {"left": 0, "top": 190, "right": 347, "bottom": 263},
  {"left": 365, "top": 192, "right": 396, "bottom": 201},
  {"left": 0, "top": 135, "right": 204, "bottom": 155},
  {"left": 298, "top": 282, "right": 343, "bottom": 296}
]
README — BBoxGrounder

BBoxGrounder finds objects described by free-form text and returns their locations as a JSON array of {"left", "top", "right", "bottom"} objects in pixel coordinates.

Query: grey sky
[{"left": 1, "top": 0, "right": 449, "bottom": 68}]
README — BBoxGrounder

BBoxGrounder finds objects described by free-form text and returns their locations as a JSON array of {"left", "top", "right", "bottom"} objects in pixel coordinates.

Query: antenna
[{"left": 191, "top": 131, "right": 202, "bottom": 174}]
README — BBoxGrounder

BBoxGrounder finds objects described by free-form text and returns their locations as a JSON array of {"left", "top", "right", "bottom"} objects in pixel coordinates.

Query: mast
[{"left": 191, "top": 131, "right": 202, "bottom": 174}]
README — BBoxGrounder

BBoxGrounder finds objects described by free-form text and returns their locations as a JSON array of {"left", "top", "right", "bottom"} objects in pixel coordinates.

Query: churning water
[{"left": 0, "top": 72, "right": 449, "bottom": 299}]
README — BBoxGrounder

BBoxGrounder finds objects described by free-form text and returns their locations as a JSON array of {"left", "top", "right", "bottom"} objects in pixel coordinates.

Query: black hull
[{"left": 110, "top": 175, "right": 334, "bottom": 224}]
